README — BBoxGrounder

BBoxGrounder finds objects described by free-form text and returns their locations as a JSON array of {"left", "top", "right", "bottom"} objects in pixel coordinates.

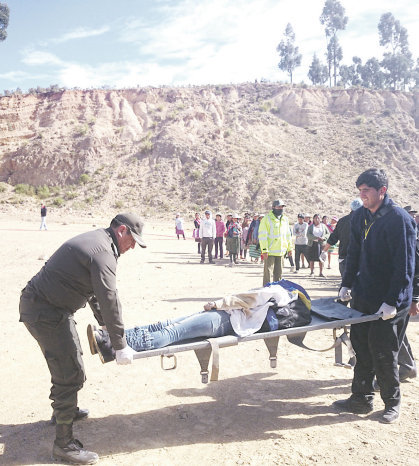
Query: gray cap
[
  {"left": 113, "top": 213, "right": 147, "bottom": 248},
  {"left": 272, "top": 199, "right": 286, "bottom": 208},
  {"left": 205, "top": 210, "right": 211, "bottom": 214},
  {"left": 350, "top": 198, "right": 363, "bottom": 211}
]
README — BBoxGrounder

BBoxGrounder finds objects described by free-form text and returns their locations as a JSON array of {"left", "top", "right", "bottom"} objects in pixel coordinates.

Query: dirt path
[{"left": 0, "top": 215, "right": 417, "bottom": 465}]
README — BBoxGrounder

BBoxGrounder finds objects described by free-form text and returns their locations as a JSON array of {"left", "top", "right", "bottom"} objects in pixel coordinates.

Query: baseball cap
[
  {"left": 403, "top": 205, "right": 417, "bottom": 214},
  {"left": 272, "top": 199, "right": 286, "bottom": 208},
  {"left": 113, "top": 213, "right": 147, "bottom": 248},
  {"left": 297, "top": 213, "right": 304, "bottom": 218},
  {"left": 350, "top": 198, "right": 363, "bottom": 211},
  {"left": 205, "top": 210, "right": 211, "bottom": 214}
]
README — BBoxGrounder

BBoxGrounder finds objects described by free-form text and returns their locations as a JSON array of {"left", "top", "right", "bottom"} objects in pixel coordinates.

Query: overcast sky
[{"left": 1, "top": 0, "right": 418, "bottom": 91}]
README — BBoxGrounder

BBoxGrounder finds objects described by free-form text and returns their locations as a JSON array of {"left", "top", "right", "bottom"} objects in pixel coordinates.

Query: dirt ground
[{"left": 0, "top": 213, "right": 417, "bottom": 466}]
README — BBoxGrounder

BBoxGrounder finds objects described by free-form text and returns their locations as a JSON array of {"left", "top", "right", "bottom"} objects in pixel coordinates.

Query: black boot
[
  {"left": 87, "top": 324, "right": 116, "bottom": 363},
  {"left": 50, "top": 407, "right": 89, "bottom": 425},
  {"left": 53, "top": 423, "right": 99, "bottom": 464}
]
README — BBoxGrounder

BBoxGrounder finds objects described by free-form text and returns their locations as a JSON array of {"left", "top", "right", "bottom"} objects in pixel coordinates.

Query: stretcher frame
[{"left": 132, "top": 298, "right": 383, "bottom": 383}]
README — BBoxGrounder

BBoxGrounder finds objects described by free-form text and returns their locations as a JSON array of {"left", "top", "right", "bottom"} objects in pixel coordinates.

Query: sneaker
[
  {"left": 327, "top": 265, "right": 331, "bottom": 269},
  {"left": 333, "top": 397, "right": 374, "bottom": 414},
  {"left": 290, "top": 266, "right": 295, "bottom": 273},
  {"left": 293, "top": 269, "right": 298, "bottom": 274},
  {"left": 52, "top": 439, "right": 99, "bottom": 464},
  {"left": 309, "top": 271, "right": 314, "bottom": 276},
  {"left": 319, "top": 273, "right": 326, "bottom": 278},
  {"left": 200, "top": 260, "right": 204, "bottom": 264},
  {"left": 381, "top": 405, "right": 400, "bottom": 424},
  {"left": 228, "top": 262, "right": 233, "bottom": 267}
]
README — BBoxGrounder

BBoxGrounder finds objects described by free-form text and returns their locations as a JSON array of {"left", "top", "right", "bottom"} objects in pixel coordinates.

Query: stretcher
[{"left": 132, "top": 298, "right": 384, "bottom": 383}]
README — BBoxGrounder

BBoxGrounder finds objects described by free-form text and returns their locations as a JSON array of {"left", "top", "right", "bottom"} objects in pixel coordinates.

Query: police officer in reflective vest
[{"left": 258, "top": 199, "right": 292, "bottom": 286}]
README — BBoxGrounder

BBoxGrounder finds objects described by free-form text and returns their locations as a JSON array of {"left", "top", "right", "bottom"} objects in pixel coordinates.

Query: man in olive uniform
[{"left": 19, "top": 213, "right": 146, "bottom": 464}]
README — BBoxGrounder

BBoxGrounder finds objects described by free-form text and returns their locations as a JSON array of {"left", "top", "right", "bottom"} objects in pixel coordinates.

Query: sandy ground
[{"left": 0, "top": 213, "right": 417, "bottom": 466}]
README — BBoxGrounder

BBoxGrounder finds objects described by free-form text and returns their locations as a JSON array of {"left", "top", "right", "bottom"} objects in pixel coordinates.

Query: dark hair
[
  {"left": 313, "top": 214, "right": 320, "bottom": 221},
  {"left": 356, "top": 168, "right": 388, "bottom": 190}
]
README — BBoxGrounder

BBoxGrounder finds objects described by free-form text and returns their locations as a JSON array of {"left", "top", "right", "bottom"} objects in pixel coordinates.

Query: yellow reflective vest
[{"left": 258, "top": 211, "right": 292, "bottom": 256}]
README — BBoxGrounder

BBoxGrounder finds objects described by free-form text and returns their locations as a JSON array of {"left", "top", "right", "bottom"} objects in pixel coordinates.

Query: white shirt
[{"left": 199, "top": 217, "right": 216, "bottom": 238}]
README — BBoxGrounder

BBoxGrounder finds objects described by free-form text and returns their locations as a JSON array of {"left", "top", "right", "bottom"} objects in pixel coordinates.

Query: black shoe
[
  {"left": 209, "top": 261, "right": 215, "bottom": 264},
  {"left": 333, "top": 397, "right": 373, "bottom": 414},
  {"left": 51, "top": 407, "right": 89, "bottom": 425},
  {"left": 87, "top": 324, "right": 116, "bottom": 364},
  {"left": 381, "top": 405, "right": 400, "bottom": 424}
]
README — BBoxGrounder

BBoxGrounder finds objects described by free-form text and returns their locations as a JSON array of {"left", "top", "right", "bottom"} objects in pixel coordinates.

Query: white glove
[
  {"left": 338, "top": 287, "right": 352, "bottom": 302},
  {"left": 319, "top": 251, "right": 327, "bottom": 263},
  {"left": 116, "top": 346, "right": 137, "bottom": 365},
  {"left": 376, "top": 303, "right": 397, "bottom": 320}
]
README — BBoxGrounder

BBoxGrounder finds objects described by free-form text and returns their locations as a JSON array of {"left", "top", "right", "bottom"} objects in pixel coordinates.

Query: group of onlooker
[
  {"left": 190, "top": 210, "right": 264, "bottom": 267},
  {"left": 183, "top": 206, "right": 342, "bottom": 276}
]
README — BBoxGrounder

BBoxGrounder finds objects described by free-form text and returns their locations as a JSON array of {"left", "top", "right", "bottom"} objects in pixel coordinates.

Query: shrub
[
  {"left": 354, "top": 116, "right": 366, "bottom": 125},
  {"left": 75, "top": 124, "right": 89, "bottom": 137},
  {"left": 223, "top": 129, "right": 231, "bottom": 138},
  {"left": 140, "top": 139, "right": 153, "bottom": 153},
  {"left": 259, "top": 101, "right": 272, "bottom": 112},
  {"left": 0, "top": 182, "right": 8, "bottom": 193},
  {"left": 190, "top": 170, "right": 202, "bottom": 181},
  {"left": 114, "top": 200, "right": 124, "bottom": 209},
  {"left": 65, "top": 191, "right": 77, "bottom": 200},
  {"left": 14, "top": 184, "right": 35, "bottom": 195},
  {"left": 36, "top": 185, "right": 51, "bottom": 199},
  {"left": 79, "top": 174, "right": 90, "bottom": 184},
  {"left": 53, "top": 197, "right": 64, "bottom": 206}
]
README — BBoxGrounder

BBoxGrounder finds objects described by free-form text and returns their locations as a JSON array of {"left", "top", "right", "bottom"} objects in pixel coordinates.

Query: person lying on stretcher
[{"left": 87, "top": 281, "right": 311, "bottom": 363}]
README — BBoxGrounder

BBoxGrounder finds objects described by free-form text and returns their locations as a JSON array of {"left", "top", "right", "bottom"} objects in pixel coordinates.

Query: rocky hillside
[{"left": 0, "top": 83, "right": 418, "bottom": 219}]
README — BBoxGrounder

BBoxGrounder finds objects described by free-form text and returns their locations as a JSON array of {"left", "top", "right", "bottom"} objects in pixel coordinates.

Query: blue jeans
[{"left": 125, "top": 310, "right": 234, "bottom": 351}]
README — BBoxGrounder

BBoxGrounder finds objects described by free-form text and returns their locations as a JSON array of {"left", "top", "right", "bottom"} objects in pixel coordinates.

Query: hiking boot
[
  {"left": 381, "top": 405, "right": 400, "bottom": 424},
  {"left": 53, "top": 423, "right": 99, "bottom": 464},
  {"left": 53, "top": 439, "right": 99, "bottom": 464},
  {"left": 50, "top": 407, "right": 89, "bottom": 425},
  {"left": 333, "top": 397, "right": 373, "bottom": 414},
  {"left": 87, "top": 324, "right": 115, "bottom": 363}
]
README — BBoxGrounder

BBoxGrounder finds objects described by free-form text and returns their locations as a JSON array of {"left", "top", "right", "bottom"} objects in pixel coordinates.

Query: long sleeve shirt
[
  {"left": 19, "top": 228, "right": 127, "bottom": 350},
  {"left": 342, "top": 195, "right": 416, "bottom": 313},
  {"left": 199, "top": 218, "right": 216, "bottom": 239},
  {"left": 215, "top": 220, "right": 226, "bottom": 237}
]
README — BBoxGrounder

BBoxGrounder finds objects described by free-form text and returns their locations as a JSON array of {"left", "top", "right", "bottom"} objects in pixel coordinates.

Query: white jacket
[
  {"left": 199, "top": 216, "right": 216, "bottom": 239},
  {"left": 212, "top": 284, "right": 298, "bottom": 337}
]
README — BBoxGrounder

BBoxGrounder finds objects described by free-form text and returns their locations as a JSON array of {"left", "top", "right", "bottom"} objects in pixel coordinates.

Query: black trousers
[
  {"left": 214, "top": 237, "right": 224, "bottom": 258},
  {"left": 20, "top": 293, "right": 85, "bottom": 423},
  {"left": 201, "top": 237, "right": 214, "bottom": 262},
  {"left": 350, "top": 296, "right": 409, "bottom": 408},
  {"left": 294, "top": 244, "right": 308, "bottom": 270}
]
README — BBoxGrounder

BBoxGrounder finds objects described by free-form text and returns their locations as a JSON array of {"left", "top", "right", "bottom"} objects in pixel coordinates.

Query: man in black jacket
[
  {"left": 19, "top": 213, "right": 146, "bottom": 464},
  {"left": 333, "top": 169, "right": 416, "bottom": 424}
]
